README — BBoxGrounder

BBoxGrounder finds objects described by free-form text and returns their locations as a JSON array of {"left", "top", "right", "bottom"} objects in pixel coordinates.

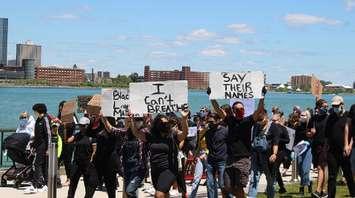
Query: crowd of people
[{"left": 9, "top": 87, "right": 355, "bottom": 198}]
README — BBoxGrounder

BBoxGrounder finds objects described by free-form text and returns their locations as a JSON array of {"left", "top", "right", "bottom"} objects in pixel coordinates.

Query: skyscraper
[
  {"left": 0, "top": 18, "right": 8, "bottom": 66},
  {"left": 16, "top": 41, "right": 41, "bottom": 67}
]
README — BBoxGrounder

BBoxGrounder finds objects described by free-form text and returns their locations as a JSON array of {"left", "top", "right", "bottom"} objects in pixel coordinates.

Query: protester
[
  {"left": 16, "top": 112, "right": 35, "bottom": 137},
  {"left": 308, "top": 99, "right": 329, "bottom": 198},
  {"left": 326, "top": 96, "right": 355, "bottom": 198},
  {"left": 24, "top": 103, "right": 51, "bottom": 194},
  {"left": 130, "top": 110, "right": 189, "bottom": 198},
  {"left": 293, "top": 110, "right": 313, "bottom": 195},
  {"left": 209, "top": 86, "right": 267, "bottom": 197},
  {"left": 200, "top": 112, "right": 229, "bottom": 198},
  {"left": 67, "top": 117, "right": 98, "bottom": 198}
]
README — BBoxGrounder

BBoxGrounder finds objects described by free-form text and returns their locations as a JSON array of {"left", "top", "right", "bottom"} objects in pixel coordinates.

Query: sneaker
[
  {"left": 312, "top": 191, "right": 322, "bottom": 198},
  {"left": 38, "top": 185, "right": 48, "bottom": 193},
  {"left": 170, "top": 189, "right": 179, "bottom": 197},
  {"left": 299, "top": 187, "right": 305, "bottom": 195},
  {"left": 279, "top": 187, "right": 287, "bottom": 194},
  {"left": 24, "top": 185, "right": 38, "bottom": 194},
  {"left": 321, "top": 191, "right": 328, "bottom": 198},
  {"left": 145, "top": 187, "right": 155, "bottom": 195}
]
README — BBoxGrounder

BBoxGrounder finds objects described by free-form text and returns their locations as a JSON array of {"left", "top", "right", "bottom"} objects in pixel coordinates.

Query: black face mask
[
  {"left": 160, "top": 122, "right": 170, "bottom": 134},
  {"left": 208, "top": 122, "right": 218, "bottom": 130},
  {"left": 318, "top": 107, "right": 328, "bottom": 116}
]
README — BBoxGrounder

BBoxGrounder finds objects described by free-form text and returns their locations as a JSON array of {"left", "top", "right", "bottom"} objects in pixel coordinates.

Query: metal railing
[{"left": 0, "top": 129, "right": 16, "bottom": 168}]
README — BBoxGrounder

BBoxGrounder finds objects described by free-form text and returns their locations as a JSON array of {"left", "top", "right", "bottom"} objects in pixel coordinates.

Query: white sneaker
[
  {"left": 145, "top": 187, "right": 155, "bottom": 195},
  {"left": 170, "top": 189, "right": 179, "bottom": 197},
  {"left": 38, "top": 185, "right": 48, "bottom": 192},
  {"left": 24, "top": 185, "right": 38, "bottom": 194}
]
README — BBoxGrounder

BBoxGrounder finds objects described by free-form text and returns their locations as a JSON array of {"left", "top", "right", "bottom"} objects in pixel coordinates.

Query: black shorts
[
  {"left": 312, "top": 143, "right": 328, "bottom": 167},
  {"left": 151, "top": 168, "right": 176, "bottom": 193}
]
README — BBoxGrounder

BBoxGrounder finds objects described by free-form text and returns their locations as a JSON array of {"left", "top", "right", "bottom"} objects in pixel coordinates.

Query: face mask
[
  {"left": 208, "top": 122, "right": 217, "bottom": 130},
  {"left": 160, "top": 122, "right": 170, "bottom": 134},
  {"left": 317, "top": 107, "right": 328, "bottom": 116},
  {"left": 235, "top": 109, "right": 245, "bottom": 120},
  {"left": 19, "top": 119, "right": 27, "bottom": 128},
  {"left": 299, "top": 117, "right": 307, "bottom": 123},
  {"left": 333, "top": 107, "right": 342, "bottom": 115}
]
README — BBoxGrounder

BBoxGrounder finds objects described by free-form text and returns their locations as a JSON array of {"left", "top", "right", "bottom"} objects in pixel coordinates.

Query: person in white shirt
[{"left": 16, "top": 112, "right": 35, "bottom": 137}]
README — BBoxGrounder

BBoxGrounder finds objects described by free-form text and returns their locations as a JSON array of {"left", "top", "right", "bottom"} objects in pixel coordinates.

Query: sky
[{"left": 1, "top": 0, "right": 355, "bottom": 85}]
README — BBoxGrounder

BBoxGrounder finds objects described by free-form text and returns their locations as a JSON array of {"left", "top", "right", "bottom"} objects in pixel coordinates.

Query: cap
[
  {"left": 331, "top": 95, "right": 344, "bottom": 106},
  {"left": 79, "top": 117, "right": 90, "bottom": 125}
]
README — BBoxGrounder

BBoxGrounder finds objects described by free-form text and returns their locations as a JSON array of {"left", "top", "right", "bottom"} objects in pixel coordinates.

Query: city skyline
[{"left": 1, "top": 1, "right": 355, "bottom": 85}]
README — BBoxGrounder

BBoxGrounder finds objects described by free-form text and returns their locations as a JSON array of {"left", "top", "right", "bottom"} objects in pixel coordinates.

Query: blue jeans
[
  {"left": 248, "top": 151, "right": 275, "bottom": 198},
  {"left": 124, "top": 171, "right": 145, "bottom": 198},
  {"left": 206, "top": 159, "right": 226, "bottom": 198},
  {"left": 190, "top": 158, "right": 207, "bottom": 198},
  {"left": 297, "top": 146, "right": 312, "bottom": 186}
]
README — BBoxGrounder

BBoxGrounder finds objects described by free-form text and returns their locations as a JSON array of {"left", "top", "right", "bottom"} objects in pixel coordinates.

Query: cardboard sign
[
  {"left": 209, "top": 71, "right": 264, "bottom": 99},
  {"left": 285, "top": 127, "right": 295, "bottom": 151},
  {"left": 229, "top": 99, "right": 255, "bottom": 117},
  {"left": 129, "top": 80, "right": 188, "bottom": 115},
  {"left": 102, "top": 88, "right": 129, "bottom": 118},
  {"left": 311, "top": 75, "right": 323, "bottom": 98},
  {"left": 87, "top": 94, "right": 101, "bottom": 115},
  {"left": 61, "top": 100, "right": 76, "bottom": 123}
]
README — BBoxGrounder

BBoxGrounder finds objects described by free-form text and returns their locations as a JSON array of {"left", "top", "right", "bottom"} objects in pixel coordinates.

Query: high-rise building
[
  {"left": 290, "top": 75, "right": 312, "bottom": 90},
  {"left": 103, "top": 71, "right": 110, "bottom": 79},
  {"left": 16, "top": 41, "right": 41, "bottom": 67},
  {"left": 0, "top": 18, "right": 8, "bottom": 66},
  {"left": 144, "top": 65, "right": 209, "bottom": 89}
]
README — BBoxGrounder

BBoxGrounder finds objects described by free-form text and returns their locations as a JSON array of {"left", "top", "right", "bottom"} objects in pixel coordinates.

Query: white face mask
[{"left": 19, "top": 119, "right": 28, "bottom": 128}]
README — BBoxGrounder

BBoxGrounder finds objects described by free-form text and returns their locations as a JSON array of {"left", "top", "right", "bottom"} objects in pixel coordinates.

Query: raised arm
[
  {"left": 344, "top": 120, "right": 352, "bottom": 157},
  {"left": 177, "top": 109, "right": 189, "bottom": 142},
  {"left": 129, "top": 115, "right": 148, "bottom": 142},
  {"left": 101, "top": 116, "right": 127, "bottom": 134},
  {"left": 207, "top": 87, "right": 227, "bottom": 120},
  {"left": 253, "top": 86, "right": 267, "bottom": 121}
]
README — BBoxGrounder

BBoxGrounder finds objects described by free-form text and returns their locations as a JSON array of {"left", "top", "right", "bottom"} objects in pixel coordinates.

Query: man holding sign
[{"left": 208, "top": 75, "right": 267, "bottom": 197}]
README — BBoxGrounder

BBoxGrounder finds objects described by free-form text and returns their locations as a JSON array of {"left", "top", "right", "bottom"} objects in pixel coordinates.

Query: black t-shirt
[
  {"left": 33, "top": 115, "right": 51, "bottom": 149},
  {"left": 294, "top": 122, "right": 311, "bottom": 146},
  {"left": 308, "top": 114, "right": 328, "bottom": 145},
  {"left": 225, "top": 115, "right": 255, "bottom": 159},
  {"left": 146, "top": 132, "right": 178, "bottom": 171},
  {"left": 325, "top": 113, "right": 351, "bottom": 152},
  {"left": 73, "top": 132, "right": 95, "bottom": 162},
  {"left": 205, "top": 125, "right": 228, "bottom": 162},
  {"left": 267, "top": 122, "right": 288, "bottom": 151}
]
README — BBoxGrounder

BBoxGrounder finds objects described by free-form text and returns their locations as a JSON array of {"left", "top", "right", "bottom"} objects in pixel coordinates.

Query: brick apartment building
[
  {"left": 144, "top": 65, "right": 209, "bottom": 89},
  {"left": 291, "top": 75, "right": 312, "bottom": 90},
  {"left": 35, "top": 65, "right": 85, "bottom": 85}
]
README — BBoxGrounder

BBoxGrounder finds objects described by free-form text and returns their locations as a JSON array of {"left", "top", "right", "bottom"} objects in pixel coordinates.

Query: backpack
[{"left": 251, "top": 123, "right": 271, "bottom": 152}]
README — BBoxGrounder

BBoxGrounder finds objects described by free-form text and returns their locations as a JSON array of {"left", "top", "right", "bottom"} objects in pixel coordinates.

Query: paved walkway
[{"left": 0, "top": 167, "right": 318, "bottom": 197}]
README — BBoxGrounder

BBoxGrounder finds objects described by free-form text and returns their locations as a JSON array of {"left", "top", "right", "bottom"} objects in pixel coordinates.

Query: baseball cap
[
  {"left": 331, "top": 95, "right": 344, "bottom": 106},
  {"left": 79, "top": 117, "right": 90, "bottom": 125}
]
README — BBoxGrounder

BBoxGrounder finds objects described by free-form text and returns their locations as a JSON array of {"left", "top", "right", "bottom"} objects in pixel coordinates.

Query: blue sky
[{"left": 1, "top": 0, "right": 355, "bottom": 85}]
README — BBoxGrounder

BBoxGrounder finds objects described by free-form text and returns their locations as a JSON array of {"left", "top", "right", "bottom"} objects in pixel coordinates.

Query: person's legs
[
  {"left": 206, "top": 161, "right": 217, "bottom": 198},
  {"left": 82, "top": 163, "right": 98, "bottom": 198},
  {"left": 190, "top": 158, "right": 205, "bottom": 198},
  {"left": 340, "top": 156, "right": 355, "bottom": 197},
  {"left": 67, "top": 163, "right": 81, "bottom": 198},
  {"left": 327, "top": 152, "right": 339, "bottom": 198},
  {"left": 125, "top": 174, "right": 145, "bottom": 198},
  {"left": 103, "top": 171, "right": 117, "bottom": 198},
  {"left": 32, "top": 144, "right": 46, "bottom": 189},
  {"left": 273, "top": 150, "right": 286, "bottom": 192},
  {"left": 63, "top": 144, "right": 74, "bottom": 181},
  {"left": 248, "top": 153, "right": 261, "bottom": 198},
  {"left": 301, "top": 148, "right": 312, "bottom": 187}
]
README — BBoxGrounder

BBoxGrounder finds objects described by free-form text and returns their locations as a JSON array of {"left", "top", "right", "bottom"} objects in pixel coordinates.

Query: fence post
[
  {"left": 291, "top": 157, "right": 298, "bottom": 182},
  {"left": 48, "top": 132, "right": 58, "bottom": 198}
]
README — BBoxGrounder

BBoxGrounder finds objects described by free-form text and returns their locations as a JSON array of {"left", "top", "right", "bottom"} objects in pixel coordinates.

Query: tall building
[
  {"left": 16, "top": 41, "right": 41, "bottom": 67},
  {"left": 353, "top": 81, "right": 355, "bottom": 89},
  {"left": 103, "top": 71, "right": 110, "bottom": 79},
  {"left": 0, "top": 18, "right": 8, "bottom": 66},
  {"left": 144, "top": 65, "right": 209, "bottom": 89},
  {"left": 290, "top": 75, "right": 312, "bottom": 90},
  {"left": 35, "top": 65, "right": 85, "bottom": 85}
]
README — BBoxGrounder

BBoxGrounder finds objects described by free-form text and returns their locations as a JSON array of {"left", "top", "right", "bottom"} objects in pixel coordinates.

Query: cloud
[
  {"left": 239, "top": 49, "right": 270, "bottom": 56},
  {"left": 149, "top": 51, "right": 177, "bottom": 59},
  {"left": 175, "top": 29, "right": 216, "bottom": 45},
  {"left": 48, "top": 13, "right": 79, "bottom": 20},
  {"left": 227, "top": 24, "right": 255, "bottom": 34},
  {"left": 345, "top": 0, "right": 355, "bottom": 11},
  {"left": 284, "top": 13, "right": 342, "bottom": 26},
  {"left": 216, "top": 36, "right": 240, "bottom": 44},
  {"left": 200, "top": 47, "right": 226, "bottom": 57}
]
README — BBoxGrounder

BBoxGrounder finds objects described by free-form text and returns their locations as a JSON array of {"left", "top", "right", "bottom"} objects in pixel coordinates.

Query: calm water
[{"left": 1, "top": 87, "right": 355, "bottom": 129}]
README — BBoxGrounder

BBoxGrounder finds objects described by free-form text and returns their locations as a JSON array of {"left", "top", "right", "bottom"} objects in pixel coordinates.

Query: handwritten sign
[
  {"left": 129, "top": 80, "right": 188, "bottom": 115},
  {"left": 209, "top": 71, "right": 264, "bottom": 99},
  {"left": 101, "top": 88, "right": 129, "bottom": 118},
  {"left": 61, "top": 100, "right": 76, "bottom": 123}
]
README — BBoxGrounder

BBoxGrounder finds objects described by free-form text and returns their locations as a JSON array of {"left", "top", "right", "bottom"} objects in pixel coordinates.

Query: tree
[
  {"left": 320, "top": 80, "right": 332, "bottom": 86},
  {"left": 129, "top": 72, "right": 139, "bottom": 82}
]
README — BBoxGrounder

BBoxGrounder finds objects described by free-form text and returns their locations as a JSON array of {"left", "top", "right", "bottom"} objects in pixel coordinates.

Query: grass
[{"left": 257, "top": 182, "right": 351, "bottom": 198}]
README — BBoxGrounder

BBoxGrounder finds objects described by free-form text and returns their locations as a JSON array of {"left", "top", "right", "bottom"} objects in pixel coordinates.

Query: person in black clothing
[
  {"left": 67, "top": 117, "right": 98, "bottom": 198},
  {"left": 308, "top": 99, "right": 329, "bottom": 198},
  {"left": 24, "top": 103, "right": 51, "bottom": 194},
  {"left": 326, "top": 96, "right": 355, "bottom": 198},
  {"left": 131, "top": 110, "right": 189, "bottom": 198},
  {"left": 87, "top": 114, "right": 123, "bottom": 198},
  {"left": 201, "top": 112, "right": 229, "bottom": 198},
  {"left": 209, "top": 86, "right": 267, "bottom": 197}
]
